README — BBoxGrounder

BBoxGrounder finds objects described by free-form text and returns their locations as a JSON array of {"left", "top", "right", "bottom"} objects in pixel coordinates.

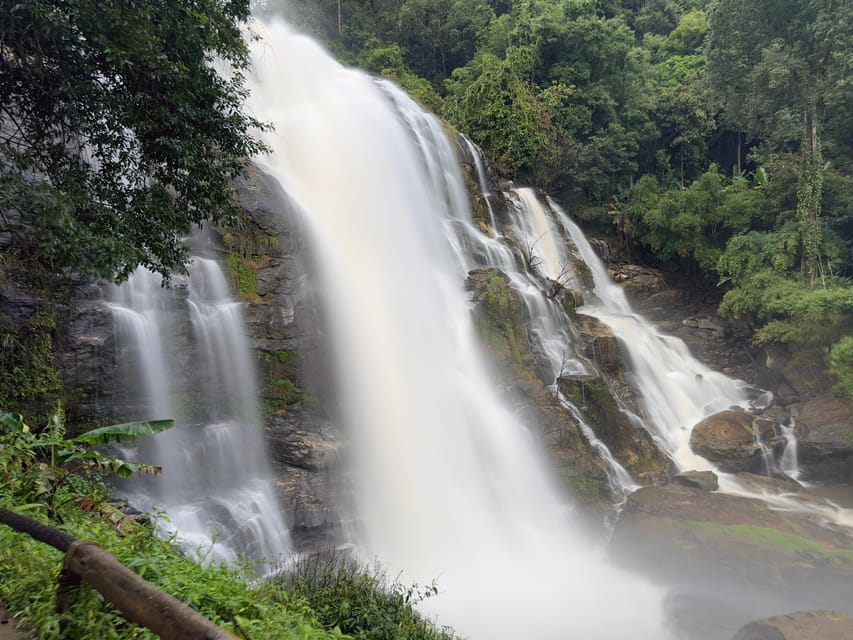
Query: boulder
[
  {"left": 573, "top": 314, "right": 623, "bottom": 376},
  {"left": 609, "top": 264, "right": 667, "bottom": 294},
  {"left": 792, "top": 395, "right": 853, "bottom": 484},
  {"left": 690, "top": 409, "right": 784, "bottom": 473},
  {"left": 733, "top": 610, "right": 853, "bottom": 640},
  {"left": 673, "top": 470, "right": 719, "bottom": 491}
]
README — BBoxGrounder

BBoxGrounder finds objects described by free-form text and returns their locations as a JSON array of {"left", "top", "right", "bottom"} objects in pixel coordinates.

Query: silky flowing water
[
  {"left": 109, "top": 257, "right": 291, "bottom": 569},
  {"left": 246, "top": 20, "right": 667, "bottom": 640}
]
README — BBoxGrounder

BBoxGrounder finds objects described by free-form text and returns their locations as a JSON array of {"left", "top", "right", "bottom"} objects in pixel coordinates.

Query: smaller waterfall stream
[
  {"left": 550, "top": 199, "right": 750, "bottom": 469},
  {"left": 109, "top": 257, "right": 290, "bottom": 568}
]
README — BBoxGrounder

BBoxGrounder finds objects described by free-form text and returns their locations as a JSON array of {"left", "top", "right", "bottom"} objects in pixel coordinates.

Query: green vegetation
[
  {"left": 1, "top": 0, "right": 265, "bottom": 283},
  {"left": 271, "top": 0, "right": 851, "bottom": 390},
  {"left": 568, "top": 473, "right": 604, "bottom": 498},
  {"left": 693, "top": 521, "right": 853, "bottom": 563},
  {"left": 259, "top": 349, "right": 310, "bottom": 412},
  {"left": 264, "top": 378, "right": 307, "bottom": 411},
  {"left": 0, "top": 412, "right": 457, "bottom": 639},
  {"left": 0, "top": 309, "right": 63, "bottom": 425},
  {"left": 283, "top": 551, "right": 459, "bottom": 640},
  {"left": 829, "top": 337, "right": 853, "bottom": 398},
  {"left": 227, "top": 251, "right": 260, "bottom": 300},
  {"left": 470, "top": 270, "right": 527, "bottom": 366}
]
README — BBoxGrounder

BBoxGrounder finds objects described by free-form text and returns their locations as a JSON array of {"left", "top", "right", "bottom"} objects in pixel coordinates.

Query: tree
[
  {"left": 654, "top": 54, "right": 715, "bottom": 186},
  {"left": 706, "top": 0, "right": 853, "bottom": 286},
  {"left": 448, "top": 49, "right": 563, "bottom": 185},
  {"left": 0, "top": 0, "right": 265, "bottom": 283}
]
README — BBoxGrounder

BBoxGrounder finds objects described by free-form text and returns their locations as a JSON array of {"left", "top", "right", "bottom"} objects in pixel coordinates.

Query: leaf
[
  {"left": 11, "top": 503, "right": 47, "bottom": 514},
  {"left": 71, "top": 419, "right": 174, "bottom": 445},
  {"left": 0, "top": 412, "right": 28, "bottom": 433}
]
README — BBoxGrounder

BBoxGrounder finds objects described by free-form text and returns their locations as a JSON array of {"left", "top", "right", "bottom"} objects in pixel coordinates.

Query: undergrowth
[
  {"left": 0, "top": 412, "right": 459, "bottom": 640},
  {"left": 281, "top": 550, "right": 460, "bottom": 640}
]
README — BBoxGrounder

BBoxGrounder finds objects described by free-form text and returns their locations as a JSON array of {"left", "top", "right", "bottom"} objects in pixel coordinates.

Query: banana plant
[{"left": 0, "top": 412, "right": 173, "bottom": 520}]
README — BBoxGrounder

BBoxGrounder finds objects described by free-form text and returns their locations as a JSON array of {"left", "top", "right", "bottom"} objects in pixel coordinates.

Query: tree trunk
[
  {"left": 798, "top": 106, "right": 822, "bottom": 287},
  {"left": 736, "top": 131, "right": 742, "bottom": 176}
]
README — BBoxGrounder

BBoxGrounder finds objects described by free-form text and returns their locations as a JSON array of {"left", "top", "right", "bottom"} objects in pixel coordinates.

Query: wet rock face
[
  {"left": 572, "top": 314, "right": 622, "bottom": 376},
  {"left": 689, "top": 409, "right": 785, "bottom": 473},
  {"left": 733, "top": 610, "right": 853, "bottom": 640},
  {"left": 465, "top": 267, "right": 612, "bottom": 505},
  {"left": 792, "top": 395, "right": 853, "bottom": 484},
  {"left": 673, "top": 470, "right": 719, "bottom": 491},
  {"left": 59, "top": 296, "right": 117, "bottom": 423},
  {"left": 232, "top": 164, "right": 349, "bottom": 550},
  {"left": 557, "top": 374, "right": 673, "bottom": 485}
]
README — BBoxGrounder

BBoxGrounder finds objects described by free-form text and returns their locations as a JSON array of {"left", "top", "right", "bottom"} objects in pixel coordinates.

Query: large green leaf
[
  {"left": 71, "top": 419, "right": 174, "bottom": 445},
  {"left": 0, "top": 412, "right": 28, "bottom": 433}
]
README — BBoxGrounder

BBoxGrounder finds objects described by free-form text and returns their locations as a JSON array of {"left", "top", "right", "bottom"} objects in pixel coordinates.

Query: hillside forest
[{"left": 259, "top": 0, "right": 853, "bottom": 395}]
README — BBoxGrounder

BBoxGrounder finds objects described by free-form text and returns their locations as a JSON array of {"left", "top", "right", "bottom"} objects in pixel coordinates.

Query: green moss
[
  {"left": 0, "top": 309, "right": 63, "bottom": 423},
  {"left": 472, "top": 271, "right": 528, "bottom": 367},
  {"left": 260, "top": 349, "right": 302, "bottom": 367},
  {"left": 693, "top": 522, "right": 853, "bottom": 562},
  {"left": 562, "top": 378, "right": 607, "bottom": 409},
  {"left": 226, "top": 251, "right": 258, "bottom": 299},
  {"left": 568, "top": 473, "right": 604, "bottom": 497},
  {"left": 263, "top": 377, "right": 306, "bottom": 412}
]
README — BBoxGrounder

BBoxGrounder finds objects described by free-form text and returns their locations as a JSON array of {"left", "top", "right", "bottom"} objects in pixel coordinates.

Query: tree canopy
[
  {"left": 273, "top": 0, "right": 852, "bottom": 393},
  {"left": 0, "top": 0, "right": 264, "bottom": 283}
]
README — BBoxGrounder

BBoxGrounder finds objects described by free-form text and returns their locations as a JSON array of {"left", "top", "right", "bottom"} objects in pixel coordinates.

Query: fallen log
[{"left": 0, "top": 508, "right": 241, "bottom": 640}]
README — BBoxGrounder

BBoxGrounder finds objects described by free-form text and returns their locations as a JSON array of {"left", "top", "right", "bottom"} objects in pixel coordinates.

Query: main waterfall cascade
[
  {"left": 246, "top": 20, "right": 668, "bottom": 640},
  {"left": 108, "top": 255, "right": 291, "bottom": 568}
]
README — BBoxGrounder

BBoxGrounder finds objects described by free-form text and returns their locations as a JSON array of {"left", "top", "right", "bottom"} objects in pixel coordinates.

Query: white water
[
  {"left": 246, "top": 20, "right": 666, "bottom": 640},
  {"left": 109, "top": 258, "right": 291, "bottom": 568},
  {"left": 549, "top": 200, "right": 750, "bottom": 470},
  {"left": 505, "top": 193, "right": 853, "bottom": 530}
]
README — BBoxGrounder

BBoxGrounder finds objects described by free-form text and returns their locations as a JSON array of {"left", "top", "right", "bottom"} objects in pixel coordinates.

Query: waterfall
[
  {"left": 108, "top": 257, "right": 291, "bottom": 569},
  {"left": 779, "top": 421, "right": 801, "bottom": 480},
  {"left": 548, "top": 201, "right": 751, "bottom": 470},
  {"left": 245, "top": 20, "right": 666, "bottom": 640}
]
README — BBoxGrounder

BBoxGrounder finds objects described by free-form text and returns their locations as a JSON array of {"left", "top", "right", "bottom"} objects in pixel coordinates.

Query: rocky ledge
[
  {"left": 733, "top": 610, "right": 853, "bottom": 640},
  {"left": 611, "top": 474, "right": 853, "bottom": 639}
]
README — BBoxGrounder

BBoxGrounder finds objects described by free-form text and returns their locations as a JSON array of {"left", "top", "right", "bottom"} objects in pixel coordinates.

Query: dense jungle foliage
[{"left": 262, "top": 0, "right": 853, "bottom": 395}]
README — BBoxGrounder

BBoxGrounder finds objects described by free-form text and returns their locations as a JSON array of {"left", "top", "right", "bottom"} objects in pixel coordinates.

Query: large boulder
[
  {"left": 673, "top": 470, "right": 719, "bottom": 491},
  {"left": 609, "top": 263, "right": 667, "bottom": 295},
  {"left": 733, "top": 610, "right": 853, "bottom": 640},
  {"left": 791, "top": 395, "right": 853, "bottom": 484},
  {"left": 690, "top": 409, "right": 785, "bottom": 473}
]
